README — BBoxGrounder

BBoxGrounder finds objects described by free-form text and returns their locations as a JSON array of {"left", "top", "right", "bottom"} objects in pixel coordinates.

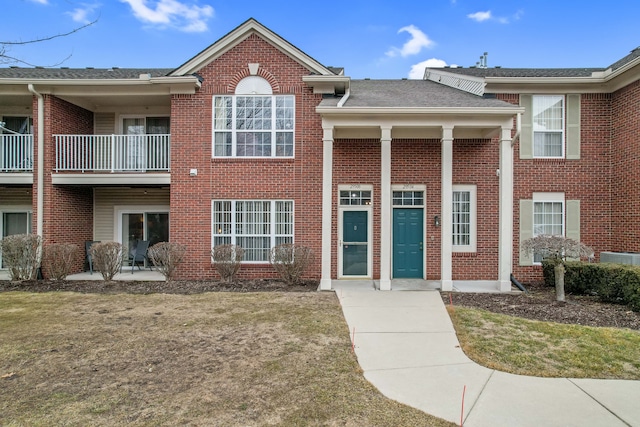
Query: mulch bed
[
  {"left": 443, "top": 282, "right": 640, "bottom": 330},
  {"left": 2, "top": 278, "right": 638, "bottom": 330}
]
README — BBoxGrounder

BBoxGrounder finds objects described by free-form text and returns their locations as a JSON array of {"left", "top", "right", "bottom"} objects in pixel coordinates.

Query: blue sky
[{"left": 2, "top": 0, "right": 639, "bottom": 79}]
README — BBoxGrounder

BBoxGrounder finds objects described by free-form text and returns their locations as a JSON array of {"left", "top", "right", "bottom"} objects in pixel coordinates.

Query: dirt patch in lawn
[
  {"left": 443, "top": 282, "right": 640, "bottom": 331},
  {"left": 0, "top": 289, "right": 453, "bottom": 426}
]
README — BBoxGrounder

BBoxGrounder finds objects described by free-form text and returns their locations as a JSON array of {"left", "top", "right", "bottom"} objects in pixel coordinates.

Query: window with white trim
[
  {"left": 452, "top": 185, "right": 476, "bottom": 252},
  {"left": 212, "top": 200, "right": 294, "bottom": 262},
  {"left": 533, "top": 95, "right": 564, "bottom": 158},
  {"left": 533, "top": 193, "right": 564, "bottom": 262},
  {"left": 213, "top": 76, "right": 294, "bottom": 158}
]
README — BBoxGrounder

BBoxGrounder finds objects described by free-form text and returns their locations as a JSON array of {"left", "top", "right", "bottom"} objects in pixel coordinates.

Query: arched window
[{"left": 213, "top": 76, "right": 294, "bottom": 157}]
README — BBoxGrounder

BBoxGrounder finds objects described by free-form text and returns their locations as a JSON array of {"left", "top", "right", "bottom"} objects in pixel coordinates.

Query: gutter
[{"left": 28, "top": 84, "right": 44, "bottom": 237}]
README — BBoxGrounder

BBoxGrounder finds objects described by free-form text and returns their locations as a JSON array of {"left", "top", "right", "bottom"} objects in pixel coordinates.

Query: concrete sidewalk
[{"left": 335, "top": 285, "right": 640, "bottom": 427}]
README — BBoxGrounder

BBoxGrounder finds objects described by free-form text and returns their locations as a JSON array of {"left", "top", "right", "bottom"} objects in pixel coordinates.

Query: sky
[{"left": 2, "top": 0, "right": 639, "bottom": 79}]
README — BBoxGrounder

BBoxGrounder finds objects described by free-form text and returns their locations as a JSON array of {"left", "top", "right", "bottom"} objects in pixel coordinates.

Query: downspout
[
  {"left": 511, "top": 112, "right": 521, "bottom": 146},
  {"left": 336, "top": 82, "right": 350, "bottom": 107},
  {"left": 28, "top": 84, "right": 44, "bottom": 237}
]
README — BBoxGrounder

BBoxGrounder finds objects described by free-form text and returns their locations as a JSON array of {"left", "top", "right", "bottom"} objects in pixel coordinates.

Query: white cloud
[
  {"left": 68, "top": 4, "right": 100, "bottom": 24},
  {"left": 386, "top": 25, "right": 435, "bottom": 58},
  {"left": 408, "top": 58, "right": 448, "bottom": 79},
  {"left": 29, "top": 0, "right": 48, "bottom": 4},
  {"left": 468, "top": 9, "right": 517, "bottom": 24},
  {"left": 121, "top": 0, "right": 214, "bottom": 32},
  {"left": 467, "top": 11, "right": 492, "bottom": 22}
]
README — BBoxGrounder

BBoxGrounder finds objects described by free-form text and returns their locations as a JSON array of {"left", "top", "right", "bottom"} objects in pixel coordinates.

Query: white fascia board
[
  {"left": 52, "top": 173, "right": 171, "bottom": 186},
  {"left": 302, "top": 75, "right": 350, "bottom": 94},
  {"left": 316, "top": 106, "right": 524, "bottom": 116},
  {"left": 171, "top": 20, "right": 333, "bottom": 77},
  {"left": 0, "top": 173, "right": 33, "bottom": 185}
]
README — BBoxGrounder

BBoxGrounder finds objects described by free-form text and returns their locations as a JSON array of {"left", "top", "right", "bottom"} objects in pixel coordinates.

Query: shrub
[
  {"left": 90, "top": 241, "right": 124, "bottom": 281},
  {"left": 148, "top": 242, "right": 186, "bottom": 281},
  {"left": 212, "top": 244, "right": 244, "bottom": 282},
  {"left": 0, "top": 234, "right": 42, "bottom": 281},
  {"left": 42, "top": 243, "right": 80, "bottom": 280},
  {"left": 550, "top": 261, "right": 640, "bottom": 312},
  {"left": 270, "top": 244, "right": 314, "bottom": 285}
]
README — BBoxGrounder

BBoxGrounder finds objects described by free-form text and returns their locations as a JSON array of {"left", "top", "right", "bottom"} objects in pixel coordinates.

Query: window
[
  {"left": 1, "top": 209, "right": 32, "bottom": 268},
  {"left": 1, "top": 116, "right": 32, "bottom": 134},
  {"left": 533, "top": 193, "right": 564, "bottom": 262},
  {"left": 213, "top": 95, "right": 294, "bottom": 157},
  {"left": 392, "top": 191, "right": 423, "bottom": 206},
  {"left": 533, "top": 95, "right": 564, "bottom": 158},
  {"left": 212, "top": 200, "right": 294, "bottom": 262},
  {"left": 452, "top": 185, "right": 476, "bottom": 252},
  {"left": 340, "top": 190, "right": 372, "bottom": 206}
]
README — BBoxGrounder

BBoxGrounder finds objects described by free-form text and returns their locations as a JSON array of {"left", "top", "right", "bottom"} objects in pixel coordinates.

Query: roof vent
[
  {"left": 495, "top": 66, "right": 502, "bottom": 68},
  {"left": 35, "top": 66, "right": 44, "bottom": 69},
  {"left": 86, "top": 67, "right": 94, "bottom": 69},
  {"left": 364, "top": 78, "right": 370, "bottom": 80}
]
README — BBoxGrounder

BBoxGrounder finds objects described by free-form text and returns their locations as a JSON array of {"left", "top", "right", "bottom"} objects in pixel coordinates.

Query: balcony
[
  {"left": 53, "top": 134, "right": 171, "bottom": 186},
  {"left": 1, "top": 134, "right": 33, "bottom": 172},
  {"left": 0, "top": 134, "right": 33, "bottom": 185}
]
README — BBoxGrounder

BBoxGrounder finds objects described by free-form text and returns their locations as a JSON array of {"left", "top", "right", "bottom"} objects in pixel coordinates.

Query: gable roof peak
[{"left": 170, "top": 18, "right": 335, "bottom": 77}]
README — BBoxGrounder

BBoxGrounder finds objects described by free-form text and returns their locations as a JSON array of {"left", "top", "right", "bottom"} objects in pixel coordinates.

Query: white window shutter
[
  {"left": 519, "top": 199, "right": 534, "bottom": 266},
  {"left": 566, "top": 94, "right": 581, "bottom": 159},
  {"left": 519, "top": 95, "right": 533, "bottom": 159}
]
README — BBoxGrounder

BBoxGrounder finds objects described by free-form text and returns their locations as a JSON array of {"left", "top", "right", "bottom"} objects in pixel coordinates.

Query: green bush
[{"left": 545, "top": 261, "right": 640, "bottom": 311}]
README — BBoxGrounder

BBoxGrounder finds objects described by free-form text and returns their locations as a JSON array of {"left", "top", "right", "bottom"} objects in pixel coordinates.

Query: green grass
[{"left": 448, "top": 306, "right": 640, "bottom": 379}]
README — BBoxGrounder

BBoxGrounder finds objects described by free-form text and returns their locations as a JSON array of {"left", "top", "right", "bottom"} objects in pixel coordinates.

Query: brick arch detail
[{"left": 227, "top": 68, "right": 281, "bottom": 94}]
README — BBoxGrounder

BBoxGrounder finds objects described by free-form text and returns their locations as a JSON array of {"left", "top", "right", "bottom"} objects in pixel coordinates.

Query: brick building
[{"left": 0, "top": 19, "right": 638, "bottom": 290}]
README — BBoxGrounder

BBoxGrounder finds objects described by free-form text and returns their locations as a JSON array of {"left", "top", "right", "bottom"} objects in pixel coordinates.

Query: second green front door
[{"left": 393, "top": 209, "right": 424, "bottom": 278}]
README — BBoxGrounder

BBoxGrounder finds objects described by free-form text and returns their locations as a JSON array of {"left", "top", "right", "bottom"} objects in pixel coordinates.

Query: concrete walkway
[{"left": 335, "top": 283, "right": 640, "bottom": 427}]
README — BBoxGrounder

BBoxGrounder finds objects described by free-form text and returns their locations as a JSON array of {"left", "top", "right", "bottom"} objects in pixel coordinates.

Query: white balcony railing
[
  {"left": 55, "top": 134, "right": 170, "bottom": 172},
  {"left": 1, "top": 134, "right": 33, "bottom": 172}
]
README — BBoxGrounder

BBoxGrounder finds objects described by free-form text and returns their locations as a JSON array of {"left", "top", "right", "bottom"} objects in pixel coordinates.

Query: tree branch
[{"left": 1, "top": 19, "right": 98, "bottom": 46}]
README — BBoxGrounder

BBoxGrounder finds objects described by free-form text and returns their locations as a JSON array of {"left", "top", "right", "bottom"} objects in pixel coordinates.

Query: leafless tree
[
  {"left": 1, "top": 19, "right": 97, "bottom": 67},
  {"left": 521, "top": 235, "right": 594, "bottom": 302}
]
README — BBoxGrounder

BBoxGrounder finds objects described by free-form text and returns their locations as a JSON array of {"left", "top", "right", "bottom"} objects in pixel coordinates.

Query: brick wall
[
  {"left": 34, "top": 95, "right": 94, "bottom": 276},
  {"left": 169, "top": 34, "right": 324, "bottom": 280},
  {"left": 611, "top": 80, "right": 640, "bottom": 252},
  {"left": 498, "top": 93, "right": 613, "bottom": 283}
]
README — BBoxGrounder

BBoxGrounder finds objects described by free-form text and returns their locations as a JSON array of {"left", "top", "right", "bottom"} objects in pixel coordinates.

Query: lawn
[
  {"left": 0, "top": 291, "right": 454, "bottom": 426},
  {"left": 448, "top": 306, "right": 640, "bottom": 379}
]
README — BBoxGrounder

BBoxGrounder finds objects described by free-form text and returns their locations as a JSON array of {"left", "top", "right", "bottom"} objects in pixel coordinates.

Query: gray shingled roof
[
  {"left": 0, "top": 67, "right": 173, "bottom": 79},
  {"left": 320, "top": 79, "right": 515, "bottom": 108},
  {"left": 433, "top": 47, "right": 640, "bottom": 79}
]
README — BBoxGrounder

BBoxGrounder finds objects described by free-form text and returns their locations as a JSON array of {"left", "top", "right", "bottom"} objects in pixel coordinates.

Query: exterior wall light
[{"left": 434, "top": 215, "right": 441, "bottom": 227}]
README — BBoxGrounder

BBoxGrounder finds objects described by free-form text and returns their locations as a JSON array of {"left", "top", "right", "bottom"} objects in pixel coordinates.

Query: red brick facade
[{"left": 2, "top": 21, "right": 639, "bottom": 287}]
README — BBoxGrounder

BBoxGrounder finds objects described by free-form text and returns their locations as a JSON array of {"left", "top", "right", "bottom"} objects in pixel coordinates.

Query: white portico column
[
  {"left": 498, "top": 125, "right": 514, "bottom": 291},
  {"left": 320, "top": 126, "right": 334, "bottom": 290},
  {"left": 441, "top": 126, "right": 454, "bottom": 292},
  {"left": 379, "top": 126, "right": 392, "bottom": 291}
]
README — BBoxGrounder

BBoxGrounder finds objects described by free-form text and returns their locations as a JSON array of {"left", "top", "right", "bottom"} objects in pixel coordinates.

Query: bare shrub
[
  {"left": 270, "top": 244, "right": 314, "bottom": 285},
  {"left": 148, "top": 242, "right": 186, "bottom": 281},
  {"left": 0, "top": 234, "right": 42, "bottom": 281},
  {"left": 42, "top": 243, "right": 80, "bottom": 280},
  {"left": 212, "top": 244, "right": 244, "bottom": 282},
  {"left": 521, "top": 235, "right": 594, "bottom": 302},
  {"left": 90, "top": 241, "right": 124, "bottom": 281}
]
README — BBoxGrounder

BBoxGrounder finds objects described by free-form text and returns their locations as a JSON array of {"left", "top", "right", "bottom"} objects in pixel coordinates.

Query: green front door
[
  {"left": 342, "top": 210, "right": 368, "bottom": 276},
  {"left": 393, "top": 209, "right": 423, "bottom": 278}
]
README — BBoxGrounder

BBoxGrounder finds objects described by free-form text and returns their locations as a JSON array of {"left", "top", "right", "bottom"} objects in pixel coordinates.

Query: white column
[
  {"left": 498, "top": 125, "right": 514, "bottom": 291},
  {"left": 441, "top": 126, "right": 454, "bottom": 291},
  {"left": 379, "top": 126, "right": 392, "bottom": 291},
  {"left": 319, "top": 126, "right": 334, "bottom": 290}
]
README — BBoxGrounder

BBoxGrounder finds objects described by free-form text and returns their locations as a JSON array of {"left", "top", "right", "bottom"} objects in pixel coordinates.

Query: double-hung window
[
  {"left": 212, "top": 200, "right": 294, "bottom": 262},
  {"left": 532, "top": 95, "right": 564, "bottom": 158},
  {"left": 452, "top": 185, "right": 476, "bottom": 252},
  {"left": 533, "top": 193, "right": 564, "bottom": 262},
  {"left": 213, "top": 95, "right": 294, "bottom": 157}
]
